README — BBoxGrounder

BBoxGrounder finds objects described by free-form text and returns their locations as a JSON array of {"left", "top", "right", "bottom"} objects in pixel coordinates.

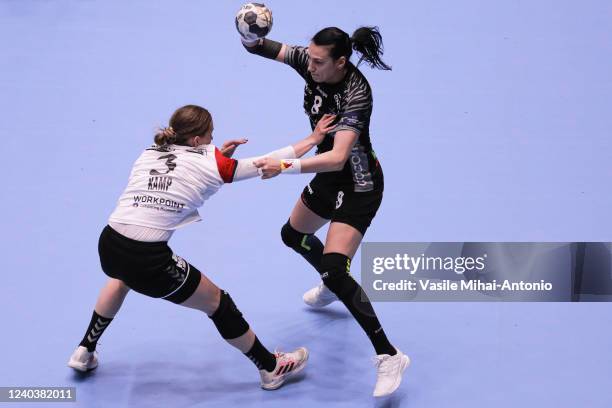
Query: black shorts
[
  {"left": 97, "top": 225, "right": 201, "bottom": 304},
  {"left": 300, "top": 174, "right": 384, "bottom": 236}
]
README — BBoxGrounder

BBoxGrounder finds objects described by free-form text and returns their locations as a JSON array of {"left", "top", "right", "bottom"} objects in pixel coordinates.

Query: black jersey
[{"left": 284, "top": 45, "right": 382, "bottom": 192}]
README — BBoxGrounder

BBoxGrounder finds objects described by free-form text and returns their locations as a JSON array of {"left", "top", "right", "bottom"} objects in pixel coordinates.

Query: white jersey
[
  {"left": 109, "top": 143, "right": 296, "bottom": 232},
  {"left": 109, "top": 144, "right": 240, "bottom": 230}
]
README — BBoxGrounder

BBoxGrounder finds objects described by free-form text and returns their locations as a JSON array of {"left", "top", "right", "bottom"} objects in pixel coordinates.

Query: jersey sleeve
[
  {"left": 335, "top": 80, "right": 373, "bottom": 136},
  {"left": 214, "top": 148, "right": 238, "bottom": 183},
  {"left": 283, "top": 45, "right": 310, "bottom": 79}
]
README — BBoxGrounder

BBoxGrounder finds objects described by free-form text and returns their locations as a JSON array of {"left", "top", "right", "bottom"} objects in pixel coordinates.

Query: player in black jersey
[{"left": 240, "top": 25, "right": 410, "bottom": 397}]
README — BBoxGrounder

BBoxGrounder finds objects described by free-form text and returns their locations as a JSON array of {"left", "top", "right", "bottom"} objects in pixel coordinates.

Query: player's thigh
[
  {"left": 102, "top": 278, "right": 131, "bottom": 295},
  {"left": 289, "top": 197, "right": 329, "bottom": 234},
  {"left": 324, "top": 186, "right": 383, "bottom": 257},
  {"left": 323, "top": 222, "right": 363, "bottom": 259}
]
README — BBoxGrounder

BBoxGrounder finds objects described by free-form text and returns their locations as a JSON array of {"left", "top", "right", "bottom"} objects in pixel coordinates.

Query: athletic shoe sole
[
  {"left": 303, "top": 293, "right": 338, "bottom": 308},
  {"left": 67, "top": 360, "right": 98, "bottom": 372}
]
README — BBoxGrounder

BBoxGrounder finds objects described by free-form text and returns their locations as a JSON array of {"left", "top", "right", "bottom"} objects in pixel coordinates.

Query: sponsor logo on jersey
[
  {"left": 172, "top": 254, "right": 187, "bottom": 272},
  {"left": 132, "top": 194, "right": 186, "bottom": 212},
  {"left": 349, "top": 145, "right": 374, "bottom": 192},
  {"left": 342, "top": 116, "right": 360, "bottom": 127}
]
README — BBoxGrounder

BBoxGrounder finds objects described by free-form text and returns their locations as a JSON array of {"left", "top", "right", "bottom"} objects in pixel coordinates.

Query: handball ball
[{"left": 235, "top": 3, "right": 273, "bottom": 41}]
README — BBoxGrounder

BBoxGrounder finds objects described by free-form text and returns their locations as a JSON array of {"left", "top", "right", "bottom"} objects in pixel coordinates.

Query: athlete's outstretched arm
[
  {"left": 224, "top": 115, "right": 336, "bottom": 182},
  {"left": 254, "top": 129, "right": 359, "bottom": 179}
]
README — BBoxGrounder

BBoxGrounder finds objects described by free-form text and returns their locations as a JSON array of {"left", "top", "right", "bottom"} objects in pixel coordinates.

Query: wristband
[
  {"left": 240, "top": 37, "right": 261, "bottom": 47},
  {"left": 280, "top": 159, "right": 301, "bottom": 174},
  {"left": 243, "top": 38, "right": 283, "bottom": 60},
  {"left": 272, "top": 145, "right": 297, "bottom": 160}
]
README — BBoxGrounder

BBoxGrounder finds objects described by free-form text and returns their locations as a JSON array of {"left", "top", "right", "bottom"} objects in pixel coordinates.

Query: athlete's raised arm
[
  {"left": 242, "top": 37, "right": 288, "bottom": 64},
  {"left": 236, "top": 3, "right": 312, "bottom": 79}
]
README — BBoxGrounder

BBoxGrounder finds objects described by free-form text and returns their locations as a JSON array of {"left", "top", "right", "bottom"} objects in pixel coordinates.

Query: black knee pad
[
  {"left": 281, "top": 220, "right": 309, "bottom": 253},
  {"left": 320, "top": 253, "right": 357, "bottom": 299},
  {"left": 281, "top": 220, "right": 325, "bottom": 273},
  {"left": 209, "top": 290, "right": 249, "bottom": 340}
]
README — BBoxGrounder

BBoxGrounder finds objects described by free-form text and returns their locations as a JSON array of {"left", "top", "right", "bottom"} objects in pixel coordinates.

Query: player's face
[{"left": 307, "top": 43, "right": 346, "bottom": 83}]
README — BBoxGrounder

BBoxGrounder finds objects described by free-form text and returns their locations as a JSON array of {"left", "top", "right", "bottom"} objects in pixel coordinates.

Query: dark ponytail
[
  {"left": 312, "top": 26, "right": 391, "bottom": 71},
  {"left": 350, "top": 26, "right": 391, "bottom": 70}
]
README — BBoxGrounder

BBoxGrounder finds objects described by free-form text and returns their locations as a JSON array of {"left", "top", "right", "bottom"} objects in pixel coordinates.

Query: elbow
[
  {"left": 332, "top": 162, "right": 345, "bottom": 172},
  {"left": 331, "top": 154, "right": 348, "bottom": 171}
]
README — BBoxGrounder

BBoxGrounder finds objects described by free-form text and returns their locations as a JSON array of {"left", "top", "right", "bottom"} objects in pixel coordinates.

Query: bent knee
[{"left": 281, "top": 220, "right": 300, "bottom": 247}]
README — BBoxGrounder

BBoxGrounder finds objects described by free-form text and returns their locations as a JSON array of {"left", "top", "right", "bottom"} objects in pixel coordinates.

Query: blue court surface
[{"left": 1, "top": 1, "right": 611, "bottom": 407}]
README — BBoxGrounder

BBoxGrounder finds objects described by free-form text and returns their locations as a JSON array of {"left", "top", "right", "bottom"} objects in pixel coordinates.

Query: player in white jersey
[{"left": 68, "top": 104, "right": 336, "bottom": 391}]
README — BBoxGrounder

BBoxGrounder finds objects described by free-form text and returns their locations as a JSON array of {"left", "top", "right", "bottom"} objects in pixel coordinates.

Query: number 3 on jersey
[
  {"left": 311, "top": 95, "right": 323, "bottom": 114},
  {"left": 150, "top": 154, "right": 177, "bottom": 175}
]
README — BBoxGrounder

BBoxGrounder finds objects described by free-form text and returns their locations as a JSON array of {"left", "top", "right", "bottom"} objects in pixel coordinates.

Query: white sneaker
[
  {"left": 67, "top": 346, "right": 98, "bottom": 372},
  {"left": 303, "top": 281, "right": 338, "bottom": 308},
  {"left": 259, "top": 347, "right": 309, "bottom": 390},
  {"left": 372, "top": 348, "right": 410, "bottom": 397}
]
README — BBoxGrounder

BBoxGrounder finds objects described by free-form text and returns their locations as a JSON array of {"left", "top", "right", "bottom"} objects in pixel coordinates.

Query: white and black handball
[{"left": 235, "top": 3, "right": 273, "bottom": 42}]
